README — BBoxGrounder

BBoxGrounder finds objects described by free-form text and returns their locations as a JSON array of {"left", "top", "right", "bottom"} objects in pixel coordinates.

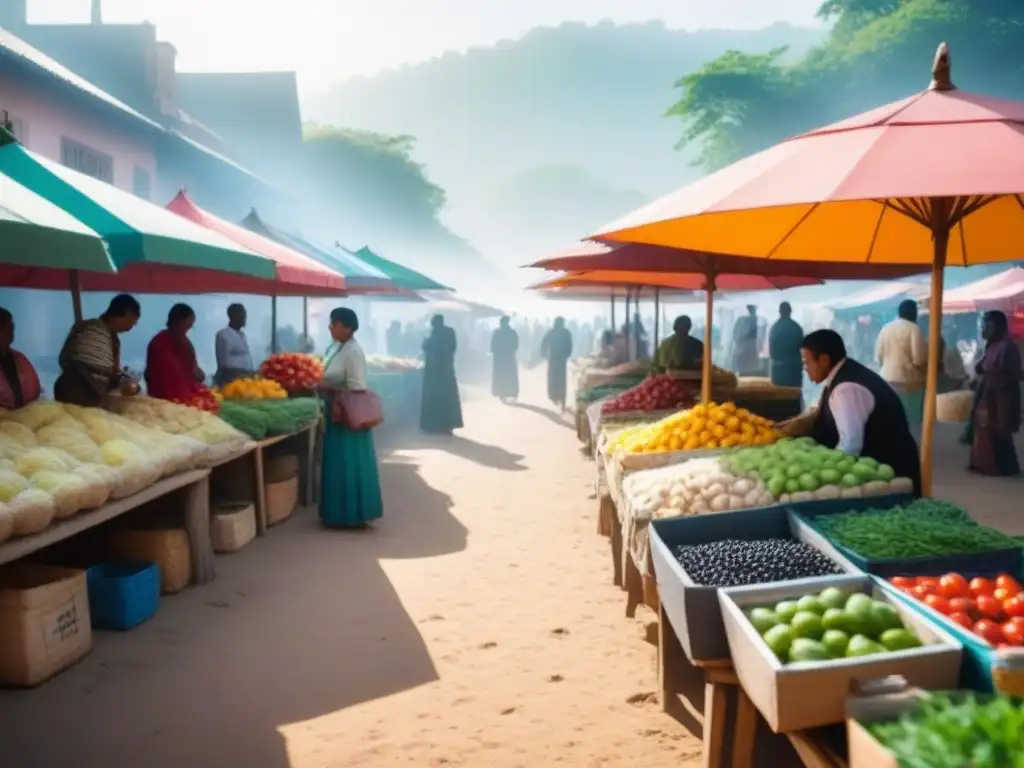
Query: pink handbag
[{"left": 331, "top": 389, "right": 384, "bottom": 431}]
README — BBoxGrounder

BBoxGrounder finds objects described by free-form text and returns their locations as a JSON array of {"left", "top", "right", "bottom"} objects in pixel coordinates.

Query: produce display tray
[
  {"left": 649, "top": 505, "right": 860, "bottom": 663},
  {"left": 789, "top": 495, "right": 1024, "bottom": 579},
  {"left": 719, "top": 574, "right": 963, "bottom": 733}
]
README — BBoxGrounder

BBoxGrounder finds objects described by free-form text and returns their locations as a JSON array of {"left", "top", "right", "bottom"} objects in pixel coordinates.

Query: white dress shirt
[
  {"left": 324, "top": 338, "right": 368, "bottom": 391},
  {"left": 875, "top": 318, "right": 927, "bottom": 388},
  {"left": 215, "top": 327, "right": 254, "bottom": 371},
  {"left": 821, "top": 359, "right": 875, "bottom": 457}
]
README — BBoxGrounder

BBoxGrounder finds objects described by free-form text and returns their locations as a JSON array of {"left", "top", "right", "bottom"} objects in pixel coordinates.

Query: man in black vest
[{"left": 797, "top": 329, "right": 922, "bottom": 497}]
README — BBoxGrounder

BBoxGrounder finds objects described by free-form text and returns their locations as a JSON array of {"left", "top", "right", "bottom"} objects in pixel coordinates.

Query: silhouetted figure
[
  {"left": 420, "top": 315, "right": 463, "bottom": 434},
  {"left": 490, "top": 316, "right": 519, "bottom": 402},
  {"left": 541, "top": 317, "right": 573, "bottom": 412}
]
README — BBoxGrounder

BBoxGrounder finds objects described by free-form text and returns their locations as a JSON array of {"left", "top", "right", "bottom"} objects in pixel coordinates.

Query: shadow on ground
[
  {"left": 507, "top": 400, "right": 574, "bottom": 429},
  {"left": 0, "top": 456, "right": 467, "bottom": 768},
  {"left": 390, "top": 432, "right": 527, "bottom": 472}
]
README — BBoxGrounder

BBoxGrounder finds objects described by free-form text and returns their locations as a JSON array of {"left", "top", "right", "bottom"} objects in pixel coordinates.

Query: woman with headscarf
[
  {"left": 654, "top": 315, "right": 703, "bottom": 371},
  {"left": 421, "top": 314, "right": 463, "bottom": 434},
  {"left": 490, "top": 316, "right": 519, "bottom": 402},
  {"left": 969, "top": 310, "right": 1022, "bottom": 476},
  {"left": 317, "top": 307, "right": 383, "bottom": 527},
  {"left": 541, "top": 317, "right": 574, "bottom": 412},
  {"left": 145, "top": 303, "right": 205, "bottom": 401},
  {"left": 0, "top": 308, "right": 42, "bottom": 410}
]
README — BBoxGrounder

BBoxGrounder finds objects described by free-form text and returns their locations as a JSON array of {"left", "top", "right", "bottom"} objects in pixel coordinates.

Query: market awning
[
  {"left": 167, "top": 191, "right": 345, "bottom": 296},
  {"left": 0, "top": 142, "right": 275, "bottom": 281},
  {"left": 824, "top": 280, "right": 927, "bottom": 315},
  {"left": 923, "top": 266, "right": 1024, "bottom": 314},
  {"left": 240, "top": 210, "right": 394, "bottom": 293},
  {"left": 427, "top": 294, "right": 505, "bottom": 318},
  {"left": 343, "top": 244, "right": 450, "bottom": 292}
]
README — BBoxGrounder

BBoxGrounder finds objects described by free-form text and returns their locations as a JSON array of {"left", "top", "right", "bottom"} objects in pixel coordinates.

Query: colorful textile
[
  {"left": 969, "top": 336, "right": 1022, "bottom": 476},
  {"left": 0, "top": 349, "right": 41, "bottom": 410},
  {"left": 145, "top": 330, "right": 201, "bottom": 401}
]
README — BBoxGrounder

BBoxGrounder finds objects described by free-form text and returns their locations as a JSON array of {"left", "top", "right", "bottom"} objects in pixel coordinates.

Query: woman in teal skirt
[{"left": 318, "top": 308, "right": 383, "bottom": 528}]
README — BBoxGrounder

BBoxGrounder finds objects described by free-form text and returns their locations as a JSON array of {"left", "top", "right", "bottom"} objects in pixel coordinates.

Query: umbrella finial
[{"left": 929, "top": 42, "right": 955, "bottom": 91}]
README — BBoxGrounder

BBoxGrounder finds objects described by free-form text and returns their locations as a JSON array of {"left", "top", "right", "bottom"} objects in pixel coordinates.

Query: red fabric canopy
[
  {"left": 932, "top": 267, "right": 1024, "bottom": 314},
  {"left": 166, "top": 192, "right": 345, "bottom": 296}
]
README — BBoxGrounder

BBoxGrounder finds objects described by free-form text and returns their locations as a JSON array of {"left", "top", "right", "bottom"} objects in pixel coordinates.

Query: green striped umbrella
[{"left": 340, "top": 243, "right": 449, "bottom": 291}]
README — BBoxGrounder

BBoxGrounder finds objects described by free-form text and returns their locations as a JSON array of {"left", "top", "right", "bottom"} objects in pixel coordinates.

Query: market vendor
[
  {"left": 653, "top": 315, "right": 703, "bottom": 371},
  {"left": 783, "top": 329, "right": 922, "bottom": 496},
  {"left": 0, "top": 308, "right": 41, "bottom": 410},
  {"left": 54, "top": 294, "right": 140, "bottom": 407},
  {"left": 214, "top": 303, "right": 254, "bottom": 386},
  {"left": 145, "top": 303, "right": 205, "bottom": 400}
]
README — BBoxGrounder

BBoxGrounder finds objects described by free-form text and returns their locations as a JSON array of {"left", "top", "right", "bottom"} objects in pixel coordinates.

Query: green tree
[{"left": 669, "top": 0, "right": 1024, "bottom": 172}]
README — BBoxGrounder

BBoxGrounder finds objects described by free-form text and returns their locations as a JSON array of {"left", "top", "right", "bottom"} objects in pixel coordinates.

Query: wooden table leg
[
  {"left": 300, "top": 425, "right": 316, "bottom": 507},
  {"left": 624, "top": 555, "right": 643, "bottom": 619},
  {"left": 731, "top": 685, "right": 757, "bottom": 768},
  {"left": 253, "top": 446, "right": 267, "bottom": 536},
  {"left": 702, "top": 676, "right": 729, "bottom": 768},
  {"left": 658, "top": 604, "right": 683, "bottom": 714},
  {"left": 610, "top": 512, "right": 623, "bottom": 588},
  {"left": 183, "top": 475, "right": 216, "bottom": 585}
]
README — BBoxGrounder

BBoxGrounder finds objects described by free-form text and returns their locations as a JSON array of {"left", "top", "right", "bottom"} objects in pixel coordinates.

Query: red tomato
[
  {"left": 977, "top": 595, "right": 1005, "bottom": 621},
  {"left": 1005, "top": 596, "right": 1024, "bottom": 618},
  {"left": 891, "top": 576, "right": 915, "bottom": 590},
  {"left": 1002, "top": 621, "right": 1024, "bottom": 646},
  {"left": 948, "top": 597, "right": 977, "bottom": 617},
  {"left": 924, "top": 595, "right": 952, "bottom": 615},
  {"left": 996, "top": 575, "right": 1022, "bottom": 594},
  {"left": 973, "top": 619, "right": 1005, "bottom": 646},
  {"left": 970, "top": 577, "right": 996, "bottom": 598},
  {"left": 937, "top": 573, "right": 969, "bottom": 599},
  {"left": 917, "top": 577, "right": 940, "bottom": 591},
  {"left": 994, "top": 587, "right": 1016, "bottom": 603},
  {"left": 949, "top": 612, "right": 973, "bottom": 629},
  {"left": 912, "top": 584, "right": 936, "bottom": 600}
]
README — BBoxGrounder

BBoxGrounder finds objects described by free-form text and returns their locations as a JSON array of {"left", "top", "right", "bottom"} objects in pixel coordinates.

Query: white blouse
[{"left": 323, "top": 338, "right": 368, "bottom": 391}]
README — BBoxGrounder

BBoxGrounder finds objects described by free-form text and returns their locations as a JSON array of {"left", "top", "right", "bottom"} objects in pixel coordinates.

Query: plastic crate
[
  {"left": 86, "top": 561, "right": 161, "bottom": 631},
  {"left": 789, "top": 495, "right": 1024, "bottom": 579}
]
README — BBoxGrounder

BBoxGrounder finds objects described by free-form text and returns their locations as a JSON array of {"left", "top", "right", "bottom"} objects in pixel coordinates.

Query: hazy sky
[{"left": 30, "top": 0, "right": 822, "bottom": 92}]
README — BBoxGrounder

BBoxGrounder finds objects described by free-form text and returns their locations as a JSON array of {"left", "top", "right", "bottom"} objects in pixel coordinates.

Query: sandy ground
[
  {"left": 0, "top": 368, "right": 1019, "bottom": 767},
  {"left": 0, "top": 368, "right": 700, "bottom": 768}
]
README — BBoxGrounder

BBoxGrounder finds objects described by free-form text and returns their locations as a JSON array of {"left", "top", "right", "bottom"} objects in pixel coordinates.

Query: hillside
[{"left": 304, "top": 21, "right": 823, "bottom": 269}]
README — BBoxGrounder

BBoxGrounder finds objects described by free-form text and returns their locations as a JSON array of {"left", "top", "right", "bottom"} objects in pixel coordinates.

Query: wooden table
[
  {"left": 0, "top": 469, "right": 216, "bottom": 586},
  {"left": 250, "top": 424, "right": 317, "bottom": 535}
]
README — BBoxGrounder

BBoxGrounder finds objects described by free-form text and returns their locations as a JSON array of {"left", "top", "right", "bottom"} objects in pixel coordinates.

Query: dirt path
[{"left": 0, "top": 369, "right": 700, "bottom": 768}]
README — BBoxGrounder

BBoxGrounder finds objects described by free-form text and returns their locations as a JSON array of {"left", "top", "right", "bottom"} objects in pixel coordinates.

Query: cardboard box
[
  {"left": 719, "top": 574, "right": 963, "bottom": 732},
  {"left": 0, "top": 564, "right": 92, "bottom": 687}
]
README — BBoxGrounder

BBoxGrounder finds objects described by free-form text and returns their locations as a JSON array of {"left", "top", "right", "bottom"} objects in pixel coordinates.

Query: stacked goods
[
  {"left": 366, "top": 354, "right": 422, "bottom": 372},
  {"left": 611, "top": 402, "right": 781, "bottom": 453},
  {"left": 814, "top": 500, "right": 1019, "bottom": 561},
  {"left": 866, "top": 693, "right": 1024, "bottom": 766},
  {"left": 623, "top": 458, "right": 775, "bottom": 519},
  {"left": 580, "top": 360, "right": 649, "bottom": 391},
  {"left": 217, "top": 399, "right": 320, "bottom": 440},
  {"left": 259, "top": 353, "right": 324, "bottom": 392},
  {"left": 722, "top": 437, "right": 915, "bottom": 502},
  {"left": 107, "top": 396, "right": 247, "bottom": 450},
  {"left": 674, "top": 539, "right": 844, "bottom": 587},
  {"left": 170, "top": 386, "right": 219, "bottom": 414},
  {"left": 889, "top": 572, "right": 1024, "bottom": 647},
  {"left": 577, "top": 384, "right": 632, "bottom": 405},
  {"left": 217, "top": 377, "right": 288, "bottom": 401},
  {"left": 600, "top": 374, "right": 696, "bottom": 415},
  {"left": 745, "top": 586, "right": 923, "bottom": 663}
]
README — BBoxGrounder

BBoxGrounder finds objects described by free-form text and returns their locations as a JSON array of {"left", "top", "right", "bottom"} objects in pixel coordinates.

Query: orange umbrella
[{"left": 587, "top": 44, "right": 1024, "bottom": 493}]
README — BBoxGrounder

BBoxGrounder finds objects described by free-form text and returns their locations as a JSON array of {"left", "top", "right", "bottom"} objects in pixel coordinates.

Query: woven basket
[
  {"left": 265, "top": 476, "right": 298, "bottom": 527},
  {"left": 211, "top": 503, "right": 256, "bottom": 554},
  {"left": 937, "top": 390, "right": 974, "bottom": 423},
  {"left": 0, "top": 564, "right": 92, "bottom": 687},
  {"left": 106, "top": 529, "right": 191, "bottom": 594},
  {"left": 265, "top": 454, "right": 299, "bottom": 484}
]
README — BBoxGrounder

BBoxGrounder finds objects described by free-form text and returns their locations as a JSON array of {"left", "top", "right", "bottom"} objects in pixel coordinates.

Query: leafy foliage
[{"left": 670, "top": 0, "right": 1024, "bottom": 171}]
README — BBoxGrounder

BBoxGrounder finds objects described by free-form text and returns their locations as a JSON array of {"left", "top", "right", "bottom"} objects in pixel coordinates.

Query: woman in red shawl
[
  {"left": 0, "top": 308, "right": 42, "bottom": 410},
  {"left": 145, "top": 303, "right": 205, "bottom": 401},
  {"left": 969, "top": 310, "right": 1022, "bottom": 476}
]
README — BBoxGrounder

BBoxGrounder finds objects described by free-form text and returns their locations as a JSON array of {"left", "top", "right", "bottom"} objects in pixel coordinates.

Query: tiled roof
[{"left": 0, "top": 25, "right": 162, "bottom": 131}]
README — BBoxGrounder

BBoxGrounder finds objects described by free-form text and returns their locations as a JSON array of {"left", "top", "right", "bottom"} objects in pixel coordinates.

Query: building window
[
  {"left": 60, "top": 137, "right": 114, "bottom": 183},
  {"left": 132, "top": 166, "right": 151, "bottom": 200}
]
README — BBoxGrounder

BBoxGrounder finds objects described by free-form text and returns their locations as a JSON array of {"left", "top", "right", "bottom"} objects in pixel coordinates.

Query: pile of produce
[
  {"left": 0, "top": 400, "right": 249, "bottom": 542},
  {"left": 889, "top": 572, "right": 1024, "bottom": 647},
  {"left": 866, "top": 693, "right": 1024, "bottom": 767},
  {"left": 746, "top": 587, "right": 923, "bottom": 663},
  {"left": 259, "top": 353, "right": 324, "bottom": 391},
  {"left": 217, "top": 377, "right": 288, "bottom": 401},
  {"left": 611, "top": 402, "right": 781, "bottom": 453},
  {"left": 600, "top": 374, "right": 696, "bottom": 415},
  {"left": 814, "top": 499, "right": 1019, "bottom": 560},
  {"left": 623, "top": 457, "right": 774, "bottom": 518},
  {"left": 722, "top": 437, "right": 913, "bottom": 502},
  {"left": 169, "top": 386, "right": 220, "bottom": 413},
  {"left": 217, "top": 398, "right": 320, "bottom": 440},
  {"left": 577, "top": 384, "right": 632, "bottom": 405},
  {"left": 673, "top": 539, "right": 843, "bottom": 586},
  {"left": 107, "top": 396, "right": 247, "bottom": 448},
  {"left": 366, "top": 354, "right": 422, "bottom": 372}
]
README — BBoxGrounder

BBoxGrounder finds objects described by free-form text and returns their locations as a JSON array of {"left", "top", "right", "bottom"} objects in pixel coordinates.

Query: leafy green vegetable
[{"left": 867, "top": 693, "right": 1024, "bottom": 768}]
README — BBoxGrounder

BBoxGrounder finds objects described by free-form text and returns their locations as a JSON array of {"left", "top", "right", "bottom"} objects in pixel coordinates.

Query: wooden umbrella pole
[
  {"left": 69, "top": 269, "right": 83, "bottom": 324},
  {"left": 654, "top": 287, "right": 661, "bottom": 350},
  {"left": 624, "top": 290, "right": 632, "bottom": 360},
  {"left": 610, "top": 290, "right": 616, "bottom": 334},
  {"left": 302, "top": 296, "right": 309, "bottom": 343},
  {"left": 920, "top": 227, "right": 949, "bottom": 496},
  {"left": 702, "top": 275, "right": 716, "bottom": 404},
  {"left": 270, "top": 294, "right": 278, "bottom": 354},
  {"left": 633, "top": 287, "right": 641, "bottom": 357}
]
